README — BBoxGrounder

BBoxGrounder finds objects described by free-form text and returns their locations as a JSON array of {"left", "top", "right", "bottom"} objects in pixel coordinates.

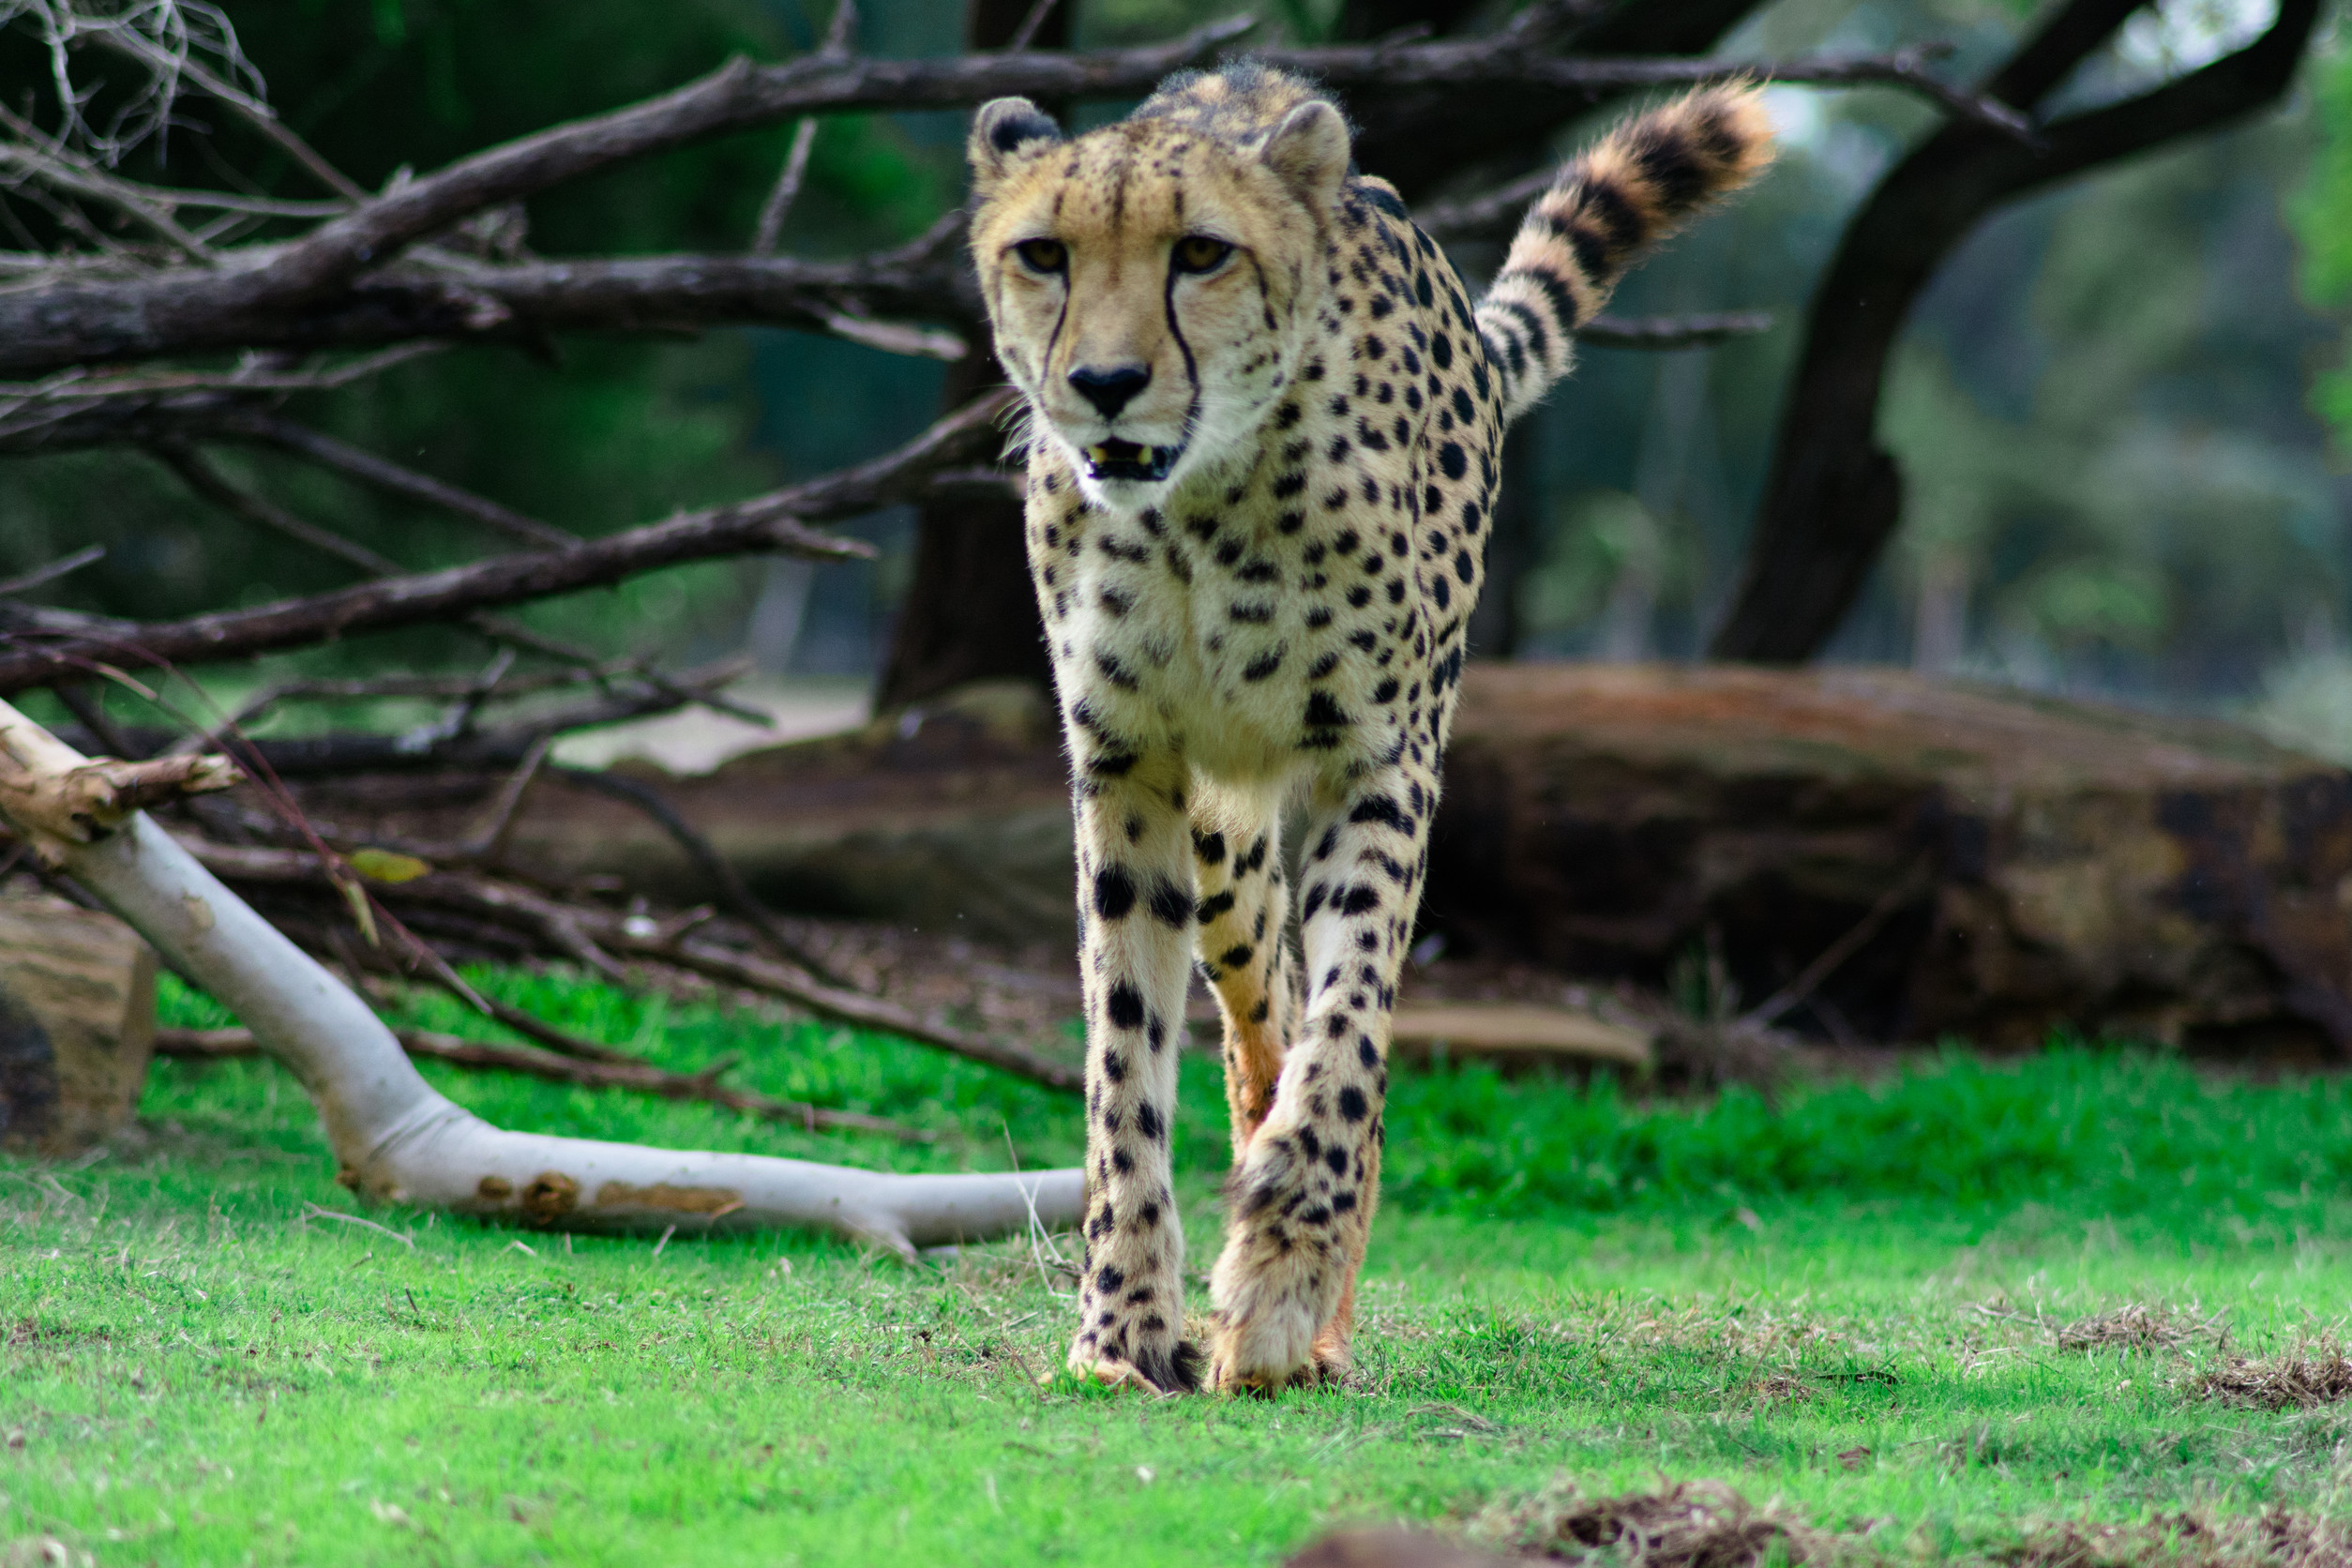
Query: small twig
[
  {"left": 551, "top": 765, "right": 853, "bottom": 987},
  {"left": 49, "top": 682, "right": 138, "bottom": 759},
  {"left": 214, "top": 411, "right": 579, "bottom": 552},
  {"left": 1006, "top": 0, "right": 1063, "bottom": 52},
  {"left": 1576, "top": 311, "right": 1774, "bottom": 350},
  {"left": 92, "top": 26, "right": 370, "bottom": 202},
  {"left": 652, "top": 1224, "right": 677, "bottom": 1256},
  {"left": 299, "top": 1201, "right": 417, "bottom": 1248},
  {"left": 1739, "top": 855, "right": 1937, "bottom": 1030},
  {"left": 454, "top": 734, "right": 550, "bottom": 863},
  {"left": 0, "top": 543, "right": 103, "bottom": 599},
  {"left": 751, "top": 0, "right": 856, "bottom": 255},
  {"left": 152, "top": 438, "right": 401, "bottom": 575}
]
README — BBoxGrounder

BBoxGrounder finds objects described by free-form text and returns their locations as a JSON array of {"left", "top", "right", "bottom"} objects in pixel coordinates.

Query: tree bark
[
  {"left": 0, "top": 699, "right": 1082, "bottom": 1251},
  {"left": 1709, "top": 0, "right": 2323, "bottom": 663}
]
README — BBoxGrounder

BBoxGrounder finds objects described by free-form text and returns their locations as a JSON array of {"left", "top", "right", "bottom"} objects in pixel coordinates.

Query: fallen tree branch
[
  {"left": 156, "top": 1024, "right": 932, "bottom": 1142},
  {"left": 0, "top": 698, "right": 1081, "bottom": 1252},
  {"left": 0, "top": 389, "right": 1015, "bottom": 694},
  {"left": 173, "top": 834, "right": 1086, "bottom": 1093}
]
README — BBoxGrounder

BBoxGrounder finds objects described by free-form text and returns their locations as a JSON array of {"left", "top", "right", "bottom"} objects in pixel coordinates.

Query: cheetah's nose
[{"left": 1066, "top": 363, "right": 1152, "bottom": 420}]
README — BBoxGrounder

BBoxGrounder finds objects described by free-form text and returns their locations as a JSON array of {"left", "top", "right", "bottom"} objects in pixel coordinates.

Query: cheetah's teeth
[{"left": 1083, "top": 440, "right": 1180, "bottom": 483}]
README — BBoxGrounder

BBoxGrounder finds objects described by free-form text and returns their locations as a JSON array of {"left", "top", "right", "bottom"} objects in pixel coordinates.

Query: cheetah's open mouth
[{"left": 1083, "top": 439, "right": 1179, "bottom": 483}]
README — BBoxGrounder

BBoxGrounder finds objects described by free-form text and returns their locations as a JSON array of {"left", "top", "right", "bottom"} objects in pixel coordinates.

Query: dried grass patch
[
  {"left": 1748, "top": 1371, "right": 1815, "bottom": 1405},
  {"left": 1998, "top": 1511, "right": 2352, "bottom": 1567},
  {"left": 2055, "top": 1304, "right": 2224, "bottom": 1355},
  {"left": 1470, "top": 1479, "right": 1859, "bottom": 1567},
  {"left": 2189, "top": 1339, "right": 2352, "bottom": 1410}
]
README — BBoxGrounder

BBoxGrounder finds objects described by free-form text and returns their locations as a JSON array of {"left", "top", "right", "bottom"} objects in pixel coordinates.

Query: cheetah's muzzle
[{"left": 1083, "top": 439, "right": 1179, "bottom": 482}]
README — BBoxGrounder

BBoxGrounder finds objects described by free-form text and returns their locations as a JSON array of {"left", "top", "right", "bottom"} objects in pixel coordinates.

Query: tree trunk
[
  {"left": 1708, "top": 0, "right": 2323, "bottom": 663},
  {"left": 874, "top": 0, "right": 1070, "bottom": 712}
]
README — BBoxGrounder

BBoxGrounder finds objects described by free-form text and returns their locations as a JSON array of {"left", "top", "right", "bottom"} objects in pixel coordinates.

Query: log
[
  {"left": 0, "top": 889, "right": 158, "bottom": 1154},
  {"left": 1425, "top": 664, "right": 2352, "bottom": 1058},
  {"left": 1386, "top": 1003, "right": 1653, "bottom": 1071}
]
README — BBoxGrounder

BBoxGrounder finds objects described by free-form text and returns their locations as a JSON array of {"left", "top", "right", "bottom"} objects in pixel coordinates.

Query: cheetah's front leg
[
  {"left": 1207, "top": 765, "right": 1425, "bottom": 1393},
  {"left": 1066, "top": 746, "right": 1202, "bottom": 1395}
]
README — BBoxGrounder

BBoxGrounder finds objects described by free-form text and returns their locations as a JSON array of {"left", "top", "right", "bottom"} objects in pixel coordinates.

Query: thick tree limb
[
  {"left": 0, "top": 28, "right": 2025, "bottom": 377},
  {"left": 0, "top": 249, "right": 978, "bottom": 386},
  {"left": 0, "top": 698, "right": 1082, "bottom": 1251},
  {"left": 1710, "top": 0, "right": 2323, "bottom": 662},
  {"left": 0, "top": 390, "right": 1014, "bottom": 693},
  {"left": 156, "top": 1024, "right": 932, "bottom": 1141}
]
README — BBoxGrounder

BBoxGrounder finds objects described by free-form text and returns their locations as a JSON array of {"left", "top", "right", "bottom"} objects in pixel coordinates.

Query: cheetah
[{"left": 966, "top": 65, "right": 1773, "bottom": 1394}]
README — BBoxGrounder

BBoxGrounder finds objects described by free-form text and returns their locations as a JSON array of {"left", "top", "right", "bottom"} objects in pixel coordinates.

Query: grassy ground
[{"left": 9, "top": 972, "right": 2352, "bottom": 1565}]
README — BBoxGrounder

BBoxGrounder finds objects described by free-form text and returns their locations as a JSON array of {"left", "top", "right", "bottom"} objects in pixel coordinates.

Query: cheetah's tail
[{"left": 1475, "top": 83, "right": 1774, "bottom": 426}]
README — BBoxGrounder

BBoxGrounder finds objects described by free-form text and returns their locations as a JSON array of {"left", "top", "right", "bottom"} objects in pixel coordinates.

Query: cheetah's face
[{"left": 967, "top": 97, "right": 1350, "bottom": 513}]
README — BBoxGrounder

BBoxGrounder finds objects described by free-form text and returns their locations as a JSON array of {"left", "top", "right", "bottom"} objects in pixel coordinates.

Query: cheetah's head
[{"left": 966, "top": 79, "right": 1350, "bottom": 513}]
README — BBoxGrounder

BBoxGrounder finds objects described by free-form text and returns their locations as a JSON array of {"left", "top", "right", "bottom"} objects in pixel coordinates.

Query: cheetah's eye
[
  {"left": 1015, "top": 238, "right": 1067, "bottom": 274},
  {"left": 1172, "top": 235, "right": 1235, "bottom": 275}
]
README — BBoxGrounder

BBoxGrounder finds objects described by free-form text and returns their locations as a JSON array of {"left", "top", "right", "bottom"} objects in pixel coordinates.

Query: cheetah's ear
[
  {"left": 970, "top": 98, "right": 1064, "bottom": 194},
  {"left": 1259, "top": 99, "right": 1349, "bottom": 211}
]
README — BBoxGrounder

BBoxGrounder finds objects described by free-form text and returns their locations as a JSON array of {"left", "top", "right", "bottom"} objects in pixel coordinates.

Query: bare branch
[
  {"left": 0, "top": 249, "right": 967, "bottom": 383},
  {"left": 0, "top": 390, "right": 1013, "bottom": 692},
  {"left": 150, "top": 438, "right": 400, "bottom": 575},
  {"left": 1006, "top": 0, "right": 1063, "bottom": 52},
  {"left": 1576, "top": 310, "right": 1774, "bottom": 349},
  {"left": 750, "top": 0, "right": 857, "bottom": 255},
  {"left": 0, "top": 701, "right": 1082, "bottom": 1248},
  {"left": 0, "top": 119, "right": 214, "bottom": 261},
  {"left": 550, "top": 764, "right": 853, "bottom": 987},
  {"left": 88, "top": 18, "right": 370, "bottom": 202},
  {"left": 207, "top": 409, "right": 580, "bottom": 551},
  {"left": 0, "top": 543, "right": 103, "bottom": 598}
]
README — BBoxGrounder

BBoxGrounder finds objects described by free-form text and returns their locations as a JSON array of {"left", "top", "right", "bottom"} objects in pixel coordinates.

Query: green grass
[{"left": 9, "top": 971, "right": 2352, "bottom": 1564}]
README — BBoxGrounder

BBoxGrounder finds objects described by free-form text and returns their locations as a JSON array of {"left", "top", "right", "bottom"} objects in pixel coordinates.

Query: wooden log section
[
  {"left": 0, "top": 889, "right": 158, "bottom": 1153},
  {"left": 1425, "top": 665, "right": 2352, "bottom": 1058}
]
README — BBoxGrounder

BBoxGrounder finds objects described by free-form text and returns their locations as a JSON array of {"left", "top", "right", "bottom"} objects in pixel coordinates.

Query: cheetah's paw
[{"left": 1065, "top": 1337, "right": 1204, "bottom": 1395}]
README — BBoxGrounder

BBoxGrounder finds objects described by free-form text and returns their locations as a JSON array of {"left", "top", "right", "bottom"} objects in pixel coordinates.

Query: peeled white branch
[{"left": 0, "top": 701, "right": 1083, "bottom": 1256}]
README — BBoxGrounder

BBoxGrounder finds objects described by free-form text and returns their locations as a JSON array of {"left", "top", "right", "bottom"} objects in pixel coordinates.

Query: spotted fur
[{"left": 967, "top": 68, "right": 1772, "bottom": 1395}]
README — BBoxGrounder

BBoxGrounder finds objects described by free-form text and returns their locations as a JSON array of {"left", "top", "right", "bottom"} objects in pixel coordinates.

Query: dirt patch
[
  {"left": 1998, "top": 1511, "right": 2352, "bottom": 1567},
  {"left": 1748, "top": 1371, "right": 1814, "bottom": 1405},
  {"left": 2056, "top": 1304, "right": 2225, "bottom": 1354},
  {"left": 2189, "top": 1340, "right": 2352, "bottom": 1410},
  {"left": 1471, "top": 1480, "right": 1854, "bottom": 1566},
  {"left": 7, "top": 1319, "right": 106, "bottom": 1349},
  {"left": 1333, "top": 1483, "right": 2352, "bottom": 1568}
]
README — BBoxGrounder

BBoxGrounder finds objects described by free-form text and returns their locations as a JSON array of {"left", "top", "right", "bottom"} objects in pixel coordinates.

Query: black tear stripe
[{"left": 1165, "top": 242, "right": 1203, "bottom": 443}]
